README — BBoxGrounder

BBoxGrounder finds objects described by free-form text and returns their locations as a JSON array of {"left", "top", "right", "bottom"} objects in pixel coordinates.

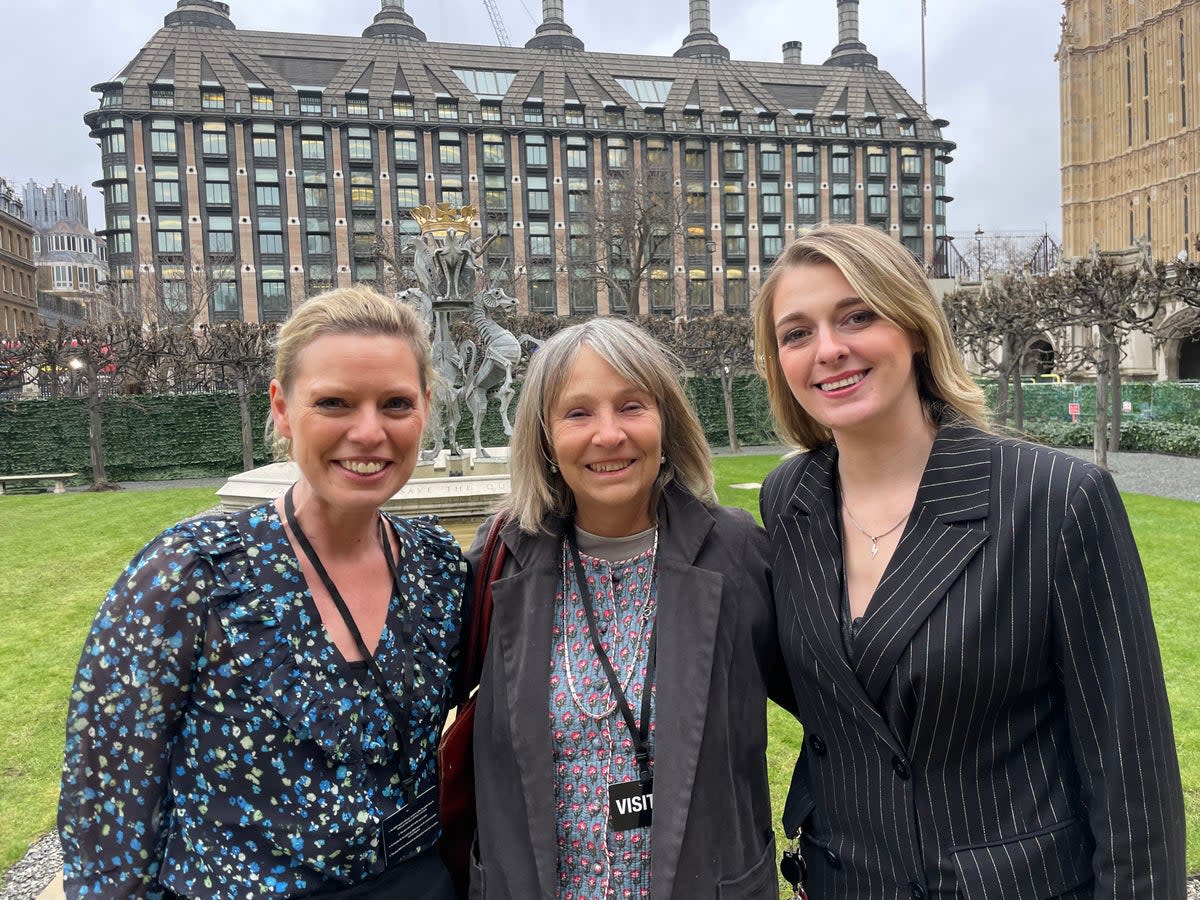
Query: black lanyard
[
  {"left": 283, "top": 486, "right": 414, "bottom": 771},
  {"left": 566, "top": 529, "right": 657, "bottom": 784}
]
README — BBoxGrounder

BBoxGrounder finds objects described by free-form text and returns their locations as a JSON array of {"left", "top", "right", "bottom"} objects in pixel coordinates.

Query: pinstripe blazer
[{"left": 760, "top": 423, "right": 1185, "bottom": 900}]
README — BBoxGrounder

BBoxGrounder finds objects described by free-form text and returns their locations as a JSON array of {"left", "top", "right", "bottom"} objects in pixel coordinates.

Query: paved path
[{"left": 6, "top": 449, "right": 1198, "bottom": 899}]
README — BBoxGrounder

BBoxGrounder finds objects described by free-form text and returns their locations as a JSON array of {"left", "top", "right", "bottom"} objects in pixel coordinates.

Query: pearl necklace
[{"left": 560, "top": 532, "right": 659, "bottom": 721}]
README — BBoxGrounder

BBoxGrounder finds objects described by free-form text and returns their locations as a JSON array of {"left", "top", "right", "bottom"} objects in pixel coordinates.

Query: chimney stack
[
  {"left": 825, "top": 0, "right": 877, "bottom": 68},
  {"left": 363, "top": 0, "right": 426, "bottom": 40},
  {"left": 783, "top": 41, "right": 802, "bottom": 64},
  {"left": 675, "top": 0, "right": 729, "bottom": 59},
  {"left": 526, "top": 0, "right": 584, "bottom": 49}
]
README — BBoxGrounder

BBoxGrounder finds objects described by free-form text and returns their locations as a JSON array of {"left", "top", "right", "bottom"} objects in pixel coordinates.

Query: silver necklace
[
  {"left": 560, "top": 532, "right": 659, "bottom": 721},
  {"left": 840, "top": 487, "right": 910, "bottom": 559}
]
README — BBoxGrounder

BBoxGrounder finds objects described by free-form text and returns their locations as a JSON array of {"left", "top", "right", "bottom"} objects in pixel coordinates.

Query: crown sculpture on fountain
[{"left": 398, "top": 202, "right": 542, "bottom": 461}]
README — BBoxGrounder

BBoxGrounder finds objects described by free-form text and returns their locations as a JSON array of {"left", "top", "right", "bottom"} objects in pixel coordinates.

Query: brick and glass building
[
  {"left": 0, "top": 178, "right": 39, "bottom": 334},
  {"left": 86, "top": 0, "right": 955, "bottom": 322}
]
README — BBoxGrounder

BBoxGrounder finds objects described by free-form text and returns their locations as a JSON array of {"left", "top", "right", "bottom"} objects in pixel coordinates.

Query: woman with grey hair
[{"left": 467, "top": 316, "right": 791, "bottom": 899}]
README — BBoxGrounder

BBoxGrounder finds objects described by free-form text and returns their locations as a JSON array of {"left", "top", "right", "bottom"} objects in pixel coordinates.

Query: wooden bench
[{"left": 0, "top": 473, "right": 79, "bottom": 495}]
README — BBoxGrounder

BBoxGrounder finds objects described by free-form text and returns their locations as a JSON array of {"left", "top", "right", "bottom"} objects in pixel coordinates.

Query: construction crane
[{"left": 482, "top": 0, "right": 512, "bottom": 46}]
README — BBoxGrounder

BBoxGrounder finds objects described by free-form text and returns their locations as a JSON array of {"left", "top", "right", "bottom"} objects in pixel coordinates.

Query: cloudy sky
[{"left": 1, "top": 0, "right": 1063, "bottom": 240}]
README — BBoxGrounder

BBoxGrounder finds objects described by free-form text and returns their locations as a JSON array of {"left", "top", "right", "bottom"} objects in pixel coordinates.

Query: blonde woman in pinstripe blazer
[{"left": 752, "top": 225, "right": 1185, "bottom": 899}]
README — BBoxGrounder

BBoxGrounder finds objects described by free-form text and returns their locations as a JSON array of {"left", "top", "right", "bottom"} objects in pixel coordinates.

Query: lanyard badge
[{"left": 566, "top": 532, "right": 657, "bottom": 833}]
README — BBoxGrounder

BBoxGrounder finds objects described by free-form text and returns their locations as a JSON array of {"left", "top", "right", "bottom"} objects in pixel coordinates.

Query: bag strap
[{"left": 457, "top": 512, "right": 508, "bottom": 702}]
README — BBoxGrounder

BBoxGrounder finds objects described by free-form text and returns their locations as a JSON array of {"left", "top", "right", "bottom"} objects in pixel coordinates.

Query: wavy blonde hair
[
  {"left": 753, "top": 224, "right": 987, "bottom": 448},
  {"left": 503, "top": 317, "right": 715, "bottom": 534},
  {"left": 266, "top": 284, "right": 434, "bottom": 459}
]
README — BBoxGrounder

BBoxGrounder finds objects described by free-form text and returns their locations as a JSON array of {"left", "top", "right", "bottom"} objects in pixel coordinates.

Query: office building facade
[{"left": 87, "top": 0, "right": 954, "bottom": 322}]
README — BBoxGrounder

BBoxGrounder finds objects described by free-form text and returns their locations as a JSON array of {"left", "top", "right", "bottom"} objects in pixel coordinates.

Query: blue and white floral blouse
[{"left": 58, "top": 501, "right": 466, "bottom": 899}]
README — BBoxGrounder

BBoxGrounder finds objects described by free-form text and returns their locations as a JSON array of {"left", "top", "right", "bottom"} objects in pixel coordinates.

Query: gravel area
[{"left": 6, "top": 449, "right": 1196, "bottom": 898}]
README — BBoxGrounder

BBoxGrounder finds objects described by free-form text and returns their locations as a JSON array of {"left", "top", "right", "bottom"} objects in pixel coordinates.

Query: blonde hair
[
  {"left": 267, "top": 284, "right": 434, "bottom": 459},
  {"left": 753, "top": 224, "right": 988, "bottom": 448},
  {"left": 503, "top": 317, "right": 715, "bottom": 534}
]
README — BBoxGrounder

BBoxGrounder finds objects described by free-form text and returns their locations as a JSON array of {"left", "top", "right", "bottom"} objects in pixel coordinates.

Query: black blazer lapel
[
  {"left": 649, "top": 492, "right": 722, "bottom": 897},
  {"left": 490, "top": 528, "right": 560, "bottom": 900},
  {"left": 852, "top": 426, "right": 993, "bottom": 705},
  {"left": 781, "top": 447, "right": 904, "bottom": 750}
]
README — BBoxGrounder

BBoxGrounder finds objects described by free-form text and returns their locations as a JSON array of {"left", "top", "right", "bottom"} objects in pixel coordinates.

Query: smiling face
[
  {"left": 772, "top": 262, "right": 925, "bottom": 442},
  {"left": 269, "top": 332, "right": 429, "bottom": 517},
  {"left": 549, "top": 346, "right": 663, "bottom": 537}
]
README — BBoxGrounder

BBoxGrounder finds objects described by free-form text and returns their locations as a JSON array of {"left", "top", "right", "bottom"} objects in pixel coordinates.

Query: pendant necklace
[{"left": 840, "top": 486, "right": 910, "bottom": 559}]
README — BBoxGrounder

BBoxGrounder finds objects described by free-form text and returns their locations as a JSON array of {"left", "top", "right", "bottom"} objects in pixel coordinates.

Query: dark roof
[{"left": 88, "top": 4, "right": 950, "bottom": 146}]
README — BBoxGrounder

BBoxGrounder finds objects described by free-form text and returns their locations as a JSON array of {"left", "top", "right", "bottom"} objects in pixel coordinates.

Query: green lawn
[
  {"left": 0, "top": 488, "right": 218, "bottom": 872},
  {"left": 1, "top": 462, "right": 1196, "bottom": 881}
]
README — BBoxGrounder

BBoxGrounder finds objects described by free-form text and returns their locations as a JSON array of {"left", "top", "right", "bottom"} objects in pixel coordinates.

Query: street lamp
[{"left": 974, "top": 225, "right": 984, "bottom": 280}]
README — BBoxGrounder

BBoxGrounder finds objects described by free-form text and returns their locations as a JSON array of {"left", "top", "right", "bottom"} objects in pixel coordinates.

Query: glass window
[
  {"left": 565, "top": 105, "right": 584, "bottom": 126},
  {"left": 605, "top": 107, "right": 626, "bottom": 127},
  {"left": 150, "top": 85, "right": 174, "bottom": 108},
  {"left": 526, "top": 175, "right": 550, "bottom": 213},
  {"left": 525, "top": 135, "right": 547, "bottom": 167},
  {"left": 156, "top": 230, "right": 183, "bottom": 253},
  {"left": 101, "top": 88, "right": 123, "bottom": 108},
  {"left": 566, "top": 137, "right": 587, "bottom": 169},
  {"left": 614, "top": 78, "right": 673, "bottom": 104},
  {"left": 150, "top": 122, "right": 176, "bottom": 154},
  {"left": 794, "top": 115, "right": 813, "bottom": 134},
  {"left": 394, "top": 129, "right": 419, "bottom": 163},
  {"left": 261, "top": 280, "right": 288, "bottom": 319},
  {"left": 208, "top": 229, "right": 233, "bottom": 253},
  {"left": 758, "top": 115, "right": 777, "bottom": 133},
  {"left": 439, "top": 137, "right": 462, "bottom": 166},
  {"left": 607, "top": 138, "right": 629, "bottom": 169},
  {"left": 683, "top": 110, "right": 702, "bottom": 130},
  {"left": 396, "top": 172, "right": 420, "bottom": 209},
  {"left": 103, "top": 132, "right": 126, "bottom": 155},
  {"left": 722, "top": 142, "right": 744, "bottom": 171},
  {"left": 481, "top": 101, "right": 501, "bottom": 122},
  {"left": 300, "top": 92, "right": 322, "bottom": 115},
  {"left": 256, "top": 185, "right": 281, "bottom": 207},
  {"left": 437, "top": 99, "right": 459, "bottom": 121},
  {"left": 684, "top": 141, "right": 705, "bottom": 170},
  {"left": 868, "top": 195, "right": 889, "bottom": 218},
  {"left": 725, "top": 273, "right": 747, "bottom": 310},
  {"left": 452, "top": 69, "right": 517, "bottom": 99},
  {"left": 307, "top": 233, "right": 331, "bottom": 254},
  {"left": 523, "top": 103, "right": 544, "bottom": 124},
  {"left": 201, "top": 122, "right": 227, "bottom": 156},
  {"left": 828, "top": 117, "right": 848, "bottom": 135},
  {"left": 482, "top": 132, "right": 505, "bottom": 165},
  {"left": 346, "top": 93, "right": 369, "bottom": 116},
  {"left": 112, "top": 231, "right": 132, "bottom": 253},
  {"left": 251, "top": 91, "right": 274, "bottom": 112},
  {"left": 393, "top": 95, "right": 414, "bottom": 117},
  {"left": 646, "top": 139, "right": 668, "bottom": 168},
  {"left": 253, "top": 134, "right": 277, "bottom": 157},
  {"left": 347, "top": 129, "right": 373, "bottom": 160},
  {"left": 723, "top": 184, "right": 745, "bottom": 215},
  {"left": 212, "top": 282, "right": 239, "bottom": 317},
  {"left": 205, "top": 183, "right": 230, "bottom": 205},
  {"left": 301, "top": 137, "right": 326, "bottom": 160},
  {"left": 303, "top": 186, "right": 328, "bottom": 208},
  {"left": 484, "top": 172, "right": 507, "bottom": 209},
  {"left": 154, "top": 181, "right": 180, "bottom": 204},
  {"left": 760, "top": 143, "right": 782, "bottom": 173},
  {"left": 901, "top": 152, "right": 922, "bottom": 176},
  {"left": 721, "top": 113, "right": 739, "bottom": 132},
  {"left": 528, "top": 219, "right": 552, "bottom": 256},
  {"left": 201, "top": 87, "right": 224, "bottom": 110},
  {"left": 867, "top": 148, "right": 888, "bottom": 176}
]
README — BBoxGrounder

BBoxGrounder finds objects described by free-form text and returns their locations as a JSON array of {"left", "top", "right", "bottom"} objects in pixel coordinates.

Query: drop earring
[{"left": 549, "top": 462, "right": 559, "bottom": 474}]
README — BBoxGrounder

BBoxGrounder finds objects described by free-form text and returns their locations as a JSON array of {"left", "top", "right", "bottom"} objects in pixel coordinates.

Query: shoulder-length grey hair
[{"left": 503, "top": 317, "right": 715, "bottom": 534}]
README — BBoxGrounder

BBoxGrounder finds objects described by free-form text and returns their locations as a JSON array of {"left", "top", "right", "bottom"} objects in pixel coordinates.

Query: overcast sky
[{"left": 1, "top": 0, "right": 1063, "bottom": 241}]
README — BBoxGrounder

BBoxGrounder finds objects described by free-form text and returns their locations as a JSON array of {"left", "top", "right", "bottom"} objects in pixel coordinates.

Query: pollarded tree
[
  {"left": 196, "top": 321, "right": 277, "bottom": 471},
  {"left": 1049, "top": 247, "right": 1167, "bottom": 467},
  {"left": 675, "top": 314, "right": 756, "bottom": 452},
  {"left": 942, "top": 271, "right": 1069, "bottom": 432}
]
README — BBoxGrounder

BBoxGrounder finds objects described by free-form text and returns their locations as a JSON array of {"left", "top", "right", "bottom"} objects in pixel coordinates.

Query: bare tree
[
  {"left": 942, "top": 272, "right": 1068, "bottom": 431},
  {"left": 1050, "top": 248, "right": 1167, "bottom": 467},
  {"left": 196, "top": 322, "right": 277, "bottom": 471},
  {"left": 574, "top": 168, "right": 686, "bottom": 318},
  {"left": 675, "top": 314, "right": 755, "bottom": 452}
]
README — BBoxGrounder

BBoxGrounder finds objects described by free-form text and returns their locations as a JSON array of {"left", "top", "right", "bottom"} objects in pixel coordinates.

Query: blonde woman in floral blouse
[{"left": 58, "top": 287, "right": 467, "bottom": 899}]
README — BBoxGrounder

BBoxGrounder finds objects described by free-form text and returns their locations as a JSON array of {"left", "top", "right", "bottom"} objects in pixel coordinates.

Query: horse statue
[{"left": 458, "top": 275, "right": 531, "bottom": 457}]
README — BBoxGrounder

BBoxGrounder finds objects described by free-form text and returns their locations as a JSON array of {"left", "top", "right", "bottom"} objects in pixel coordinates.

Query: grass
[
  {"left": 0, "top": 488, "right": 218, "bottom": 873},
  {"left": 1, "top": 461, "right": 1196, "bottom": 881}
]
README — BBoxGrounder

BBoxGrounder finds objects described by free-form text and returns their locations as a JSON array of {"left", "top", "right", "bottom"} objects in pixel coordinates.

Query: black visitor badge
[{"left": 609, "top": 777, "right": 654, "bottom": 831}]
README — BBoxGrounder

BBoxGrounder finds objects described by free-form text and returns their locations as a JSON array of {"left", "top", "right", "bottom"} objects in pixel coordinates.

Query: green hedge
[
  {"left": 1022, "top": 420, "right": 1200, "bottom": 457},
  {"left": 981, "top": 381, "right": 1200, "bottom": 424}
]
